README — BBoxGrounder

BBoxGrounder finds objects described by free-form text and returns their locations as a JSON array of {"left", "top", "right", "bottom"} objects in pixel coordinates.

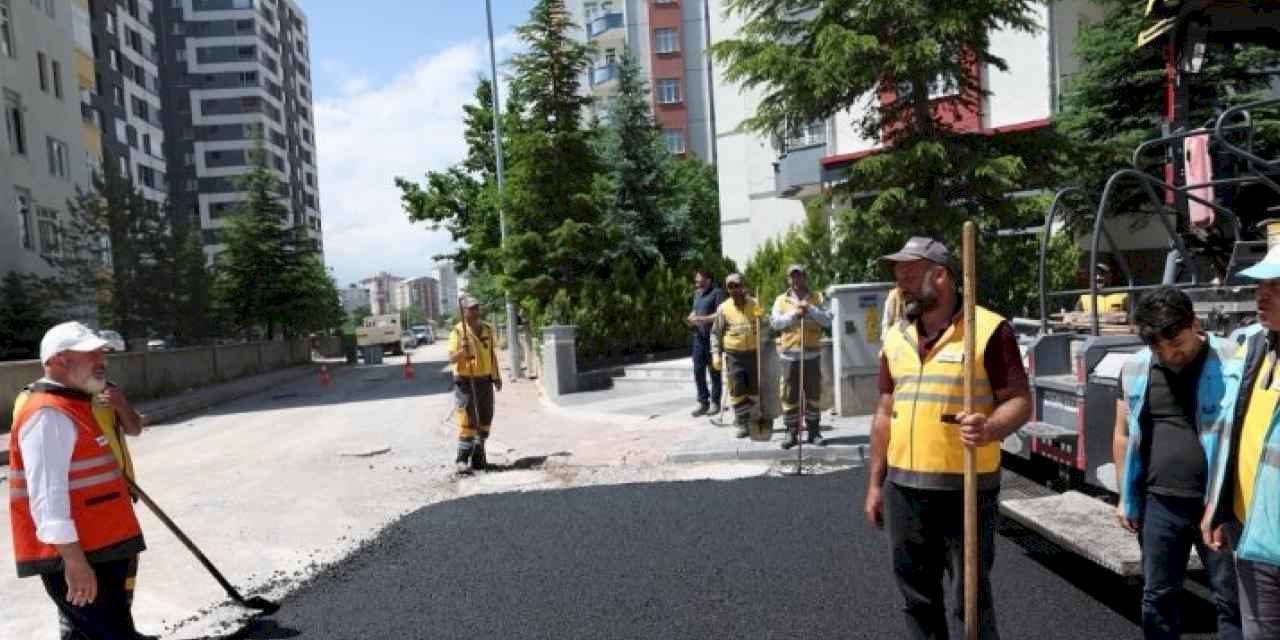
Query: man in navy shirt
[{"left": 687, "top": 270, "right": 728, "bottom": 417}]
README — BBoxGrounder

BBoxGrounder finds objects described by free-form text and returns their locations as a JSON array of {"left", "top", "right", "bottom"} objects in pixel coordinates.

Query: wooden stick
[{"left": 962, "top": 220, "right": 979, "bottom": 640}]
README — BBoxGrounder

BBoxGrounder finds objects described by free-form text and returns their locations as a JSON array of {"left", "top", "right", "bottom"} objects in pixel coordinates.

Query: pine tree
[{"left": 0, "top": 271, "right": 50, "bottom": 360}]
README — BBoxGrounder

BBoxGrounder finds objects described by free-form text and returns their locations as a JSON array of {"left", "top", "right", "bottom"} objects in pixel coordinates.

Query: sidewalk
[
  {"left": 1, "top": 360, "right": 336, "bottom": 468},
  {"left": 538, "top": 379, "right": 872, "bottom": 467}
]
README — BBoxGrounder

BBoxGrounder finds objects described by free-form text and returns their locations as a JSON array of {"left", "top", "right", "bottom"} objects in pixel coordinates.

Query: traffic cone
[
  {"left": 319, "top": 365, "right": 332, "bottom": 387},
  {"left": 404, "top": 353, "right": 415, "bottom": 380}
]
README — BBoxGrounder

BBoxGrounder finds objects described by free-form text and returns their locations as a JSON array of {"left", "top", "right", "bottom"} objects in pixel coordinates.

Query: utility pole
[{"left": 486, "top": 0, "right": 522, "bottom": 380}]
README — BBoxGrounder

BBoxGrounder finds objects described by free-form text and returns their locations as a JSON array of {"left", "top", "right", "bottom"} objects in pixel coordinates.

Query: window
[
  {"left": 41, "top": 0, "right": 52, "bottom": 18},
  {"left": 655, "top": 28, "right": 678, "bottom": 54},
  {"left": 47, "top": 137, "right": 68, "bottom": 178},
  {"left": 132, "top": 96, "right": 148, "bottom": 120},
  {"left": 656, "top": 78, "right": 680, "bottom": 104},
  {"left": 239, "top": 71, "right": 257, "bottom": 86},
  {"left": 142, "top": 133, "right": 151, "bottom": 155},
  {"left": 138, "top": 164, "right": 155, "bottom": 188},
  {"left": 109, "top": 48, "right": 119, "bottom": 70},
  {"left": 1, "top": 0, "right": 15, "bottom": 58},
  {"left": 183, "top": 151, "right": 193, "bottom": 166},
  {"left": 104, "top": 12, "right": 114, "bottom": 33},
  {"left": 112, "top": 84, "right": 124, "bottom": 107},
  {"left": 37, "top": 207, "right": 59, "bottom": 256},
  {"left": 51, "top": 60, "right": 62, "bottom": 99},
  {"left": 36, "top": 51, "right": 49, "bottom": 92},
  {"left": 662, "top": 129, "right": 685, "bottom": 154},
  {"left": 171, "top": 21, "right": 183, "bottom": 35},
  {"left": 174, "top": 47, "right": 185, "bottom": 62},
  {"left": 4, "top": 89, "right": 25, "bottom": 155},
  {"left": 15, "top": 186, "right": 32, "bottom": 250}
]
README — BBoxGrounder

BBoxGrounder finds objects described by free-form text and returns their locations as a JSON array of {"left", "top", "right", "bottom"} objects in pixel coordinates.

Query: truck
[
  {"left": 356, "top": 314, "right": 406, "bottom": 356},
  {"left": 1000, "top": 2, "right": 1280, "bottom": 577}
]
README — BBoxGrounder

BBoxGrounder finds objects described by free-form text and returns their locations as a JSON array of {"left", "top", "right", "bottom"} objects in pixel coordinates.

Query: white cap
[
  {"left": 40, "top": 322, "right": 109, "bottom": 364},
  {"left": 1239, "top": 244, "right": 1280, "bottom": 281}
]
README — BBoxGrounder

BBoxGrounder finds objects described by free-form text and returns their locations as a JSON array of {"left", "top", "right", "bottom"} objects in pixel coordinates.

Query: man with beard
[
  {"left": 710, "top": 273, "right": 766, "bottom": 438},
  {"left": 8, "top": 322, "right": 148, "bottom": 639},
  {"left": 770, "top": 264, "right": 832, "bottom": 449},
  {"left": 687, "top": 270, "right": 728, "bottom": 417},
  {"left": 864, "top": 237, "right": 1030, "bottom": 639}
]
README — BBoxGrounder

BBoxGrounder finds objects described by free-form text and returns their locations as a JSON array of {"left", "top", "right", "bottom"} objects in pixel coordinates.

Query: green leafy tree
[
  {"left": 0, "top": 272, "right": 50, "bottom": 360},
  {"left": 712, "top": 0, "right": 1062, "bottom": 316}
]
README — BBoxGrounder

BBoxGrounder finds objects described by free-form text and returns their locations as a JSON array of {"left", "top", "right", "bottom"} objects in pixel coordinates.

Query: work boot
[
  {"left": 735, "top": 420, "right": 750, "bottom": 439},
  {"left": 691, "top": 403, "right": 709, "bottom": 417},
  {"left": 709, "top": 402, "right": 721, "bottom": 416},
  {"left": 471, "top": 439, "right": 488, "bottom": 471},
  {"left": 781, "top": 430, "right": 799, "bottom": 450},
  {"left": 807, "top": 425, "right": 825, "bottom": 446},
  {"left": 454, "top": 461, "right": 473, "bottom": 476}
]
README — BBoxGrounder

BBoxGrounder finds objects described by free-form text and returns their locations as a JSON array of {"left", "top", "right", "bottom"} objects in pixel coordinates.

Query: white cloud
[{"left": 315, "top": 34, "right": 519, "bottom": 287}]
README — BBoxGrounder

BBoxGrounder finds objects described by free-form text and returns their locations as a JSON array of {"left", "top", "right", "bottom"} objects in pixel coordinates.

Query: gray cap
[
  {"left": 460, "top": 296, "right": 480, "bottom": 309},
  {"left": 725, "top": 273, "right": 744, "bottom": 285},
  {"left": 881, "top": 237, "right": 952, "bottom": 268},
  {"left": 786, "top": 263, "right": 805, "bottom": 275}
]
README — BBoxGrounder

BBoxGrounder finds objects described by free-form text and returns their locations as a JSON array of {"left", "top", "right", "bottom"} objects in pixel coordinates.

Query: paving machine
[{"left": 1012, "top": 1, "right": 1280, "bottom": 492}]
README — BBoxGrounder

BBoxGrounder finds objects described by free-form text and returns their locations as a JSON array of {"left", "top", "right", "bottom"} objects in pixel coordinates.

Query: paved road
[{"left": 213, "top": 469, "right": 1222, "bottom": 640}]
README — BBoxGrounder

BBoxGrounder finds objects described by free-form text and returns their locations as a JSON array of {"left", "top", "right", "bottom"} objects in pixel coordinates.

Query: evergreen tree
[
  {"left": 712, "top": 0, "right": 1062, "bottom": 315},
  {"left": 0, "top": 272, "right": 50, "bottom": 360}
]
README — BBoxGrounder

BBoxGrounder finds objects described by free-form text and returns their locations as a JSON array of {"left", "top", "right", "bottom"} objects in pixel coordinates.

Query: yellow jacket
[
  {"left": 711, "top": 297, "right": 763, "bottom": 354},
  {"left": 770, "top": 290, "right": 831, "bottom": 354},
  {"left": 448, "top": 321, "right": 499, "bottom": 379}
]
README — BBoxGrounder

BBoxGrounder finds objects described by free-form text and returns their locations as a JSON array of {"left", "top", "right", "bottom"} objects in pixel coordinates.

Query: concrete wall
[{"left": 1, "top": 339, "right": 310, "bottom": 432}]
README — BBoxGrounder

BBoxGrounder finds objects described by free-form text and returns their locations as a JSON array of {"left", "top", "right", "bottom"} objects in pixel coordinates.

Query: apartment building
[
  {"left": 2, "top": 0, "right": 94, "bottom": 280},
  {"left": 710, "top": 0, "right": 1106, "bottom": 267},
  {"left": 338, "top": 283, "right": 369, "bottom": 316},
  {"left": 74, "top": 0, "right": 168, "bottom": 205},
  {"left": 395, "top": 276, "right": 441, "bottom": 322},
  {"left": 155, "top": 0, "right": 320, "bottom": 262},
  {"left": 436, "top": 260, "right": 458, "bottom": 316},
  {"left": 360, "top": 271, "right": 403, "bottom": 317},
  {"left": 565, "top": 0, "right": 715, "bottom": 161}
]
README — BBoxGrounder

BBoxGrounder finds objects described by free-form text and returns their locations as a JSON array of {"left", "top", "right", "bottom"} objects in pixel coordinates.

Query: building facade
[
  {"left": 394, "top": 276, "right": 440, "bottom": 323},
  {"left": 360, "top": 271, "right": 402, "bottom": 317},
  {"left": 2, "top": 0, "right": 94, "bottom": 280},
  {"left": 435, "top": 260, "right": 458, "bottom": 316},
  {"left": 155, "top": 0, "right": 320, "bottom": 261},
  {"left": 710, "top": 0, "right": 1106, "bottom": 267},
  {"left": 338, "top": 283, "right": 369, "bottom": 317},
  {"left": 565, "top": 0, "right": 715, "bottom": 161}
]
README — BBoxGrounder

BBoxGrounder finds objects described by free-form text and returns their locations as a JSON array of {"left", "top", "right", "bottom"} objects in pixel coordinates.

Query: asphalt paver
[{"left": 218, "top": 468, "right": 1220, "bottom": 640}]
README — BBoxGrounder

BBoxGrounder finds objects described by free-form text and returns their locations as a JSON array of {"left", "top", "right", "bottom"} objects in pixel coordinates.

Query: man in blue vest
[
  {"left": 1113, "top": 286, "right": 1242, "bottom": 639},
  {"left": 1203, "top": 245, "right": 1280, "bottom": 638}
]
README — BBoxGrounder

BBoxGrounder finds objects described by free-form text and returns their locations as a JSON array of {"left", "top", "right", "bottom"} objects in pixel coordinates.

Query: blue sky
[{"left": 305, "top": 1, "right": 536, "bottom": 287}]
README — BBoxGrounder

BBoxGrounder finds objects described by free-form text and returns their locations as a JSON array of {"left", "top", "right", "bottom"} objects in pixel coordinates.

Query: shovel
[{"left": 125, "top": 476, "right": 280, "bottom": 615}]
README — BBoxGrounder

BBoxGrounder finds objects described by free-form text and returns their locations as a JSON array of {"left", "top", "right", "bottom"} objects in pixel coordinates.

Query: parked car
[
  {"left": 146, "top": 338, "right": 168, "bottom": 351},
  {"left": 410, "top": 324, "right": 434, "bottom": 345},
  {"left": 400, "top": 331, "right": 417, "bottom": 353},
  {"left": 97, "top": 330, "right": 126, "bottom": 352}
]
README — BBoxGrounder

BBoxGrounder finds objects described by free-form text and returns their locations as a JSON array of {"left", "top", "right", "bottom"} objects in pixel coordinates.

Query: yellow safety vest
[
  {"left": 774, "top": 291, "right": 825, "bottom": 353},
  {"left": 715, "top": 297, "right": 761, "bottom": 352},
  {"left": 882, "top": 305, "right": 1004, "bottom": 490},
  {"left": 12, "top": 388, "right": 135, "bottom": 481},
  {"left": 1079, "top": 293, "right": 1129, "bottom": 314},
  {"left": 448, "top": 321, "right": 498, "bottom": 378}
]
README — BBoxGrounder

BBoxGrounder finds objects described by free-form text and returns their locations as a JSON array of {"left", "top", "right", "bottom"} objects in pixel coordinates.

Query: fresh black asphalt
[{"left": 217, "top": 468, "right": 1222, "bottom": 639}]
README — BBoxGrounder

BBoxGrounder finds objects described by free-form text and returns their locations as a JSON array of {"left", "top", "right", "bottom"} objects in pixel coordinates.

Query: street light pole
[{"left": 486, "top": 0, "right": 522, "bottom": 380}]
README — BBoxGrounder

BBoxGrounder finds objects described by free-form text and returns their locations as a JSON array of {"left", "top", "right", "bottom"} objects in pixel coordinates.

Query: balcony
[
  {"left": 587, "top": 12, "right": 624, "bottom": 45},
  {"left": 590, "top": 64, "right": 619, "bottom": 94},
  {"left": 773, "top": 140, "right": 826, "bottom": 199}
]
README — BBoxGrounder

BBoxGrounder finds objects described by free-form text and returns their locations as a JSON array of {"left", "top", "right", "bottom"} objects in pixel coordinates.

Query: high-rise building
[
  {"left": 360, "top": 271, "right": 403, "bottom": 316},
  {"left": 338, "top": 283, "right": 370, "bottom": 316},
  {"left": 436, "top": 260, "right": 458, "bottom": 315},
  {"left": 155, "top": 0, "right": 320, "bottom": 262},
  {"left": 75, "top": 0, "right": 169, "bottom": 205},
  {"left": 2, "top": 0, "right": 95, "bottom": 281},
  {"left": 394, "top": 276, "right": 440, "bottom": 322},
  {"left": 565, "top": 0, "right": 716, "bottom": 161}
]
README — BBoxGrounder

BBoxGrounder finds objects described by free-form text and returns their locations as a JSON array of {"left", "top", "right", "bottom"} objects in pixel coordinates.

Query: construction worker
[
  {"left": 8, "top": 322, "right": 147, "bottom": 639},
  {"left": 14, "top": 376, "right": 151, "bottom": 640},
  {"left": 864, "top": 237, "right": 1031, "bottom": 639},
  {"left": 1112, "top": 286, "right": 1241, "bottom": 639},
  {"left": 1078, "top": 261, "right": 1130, "bottom": 315},
  {"left": 770, "top": 264, "right": 831, "bottom": 449},
  {"left": 1203, "top": 244, "right": 1280, "bottom": 639},
  {"left": 448, "top": 297, "right": 503, "bottom": 475},
  {"left": 710, "top": 273, "right": 765, "bottom": 439}
]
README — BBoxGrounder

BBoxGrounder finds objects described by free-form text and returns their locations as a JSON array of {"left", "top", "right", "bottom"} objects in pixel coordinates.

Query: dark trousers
[
  {"left": 1238, "top": 557, "right": 1280, "bottom": 639},
  {"left": 691, "top": 336, "right": 721, "bottom": 406},
  {"left": 40, "top": 557, "right": 140, "bottom": 640},
  {"left": 59, "top": 556, "right": 140, "bottom": 640},
  {"left": 884, "top": 481, "right": 1001, "bottom": 640},
  {"left": 1138, "top": 494, "right": 1241, "bottom": 639},
  {"left": 781, "top": 357, "right": 821, "bottom": 432},
  {"left": 725, "top": 350, "right": 758, "bottom": 424}
]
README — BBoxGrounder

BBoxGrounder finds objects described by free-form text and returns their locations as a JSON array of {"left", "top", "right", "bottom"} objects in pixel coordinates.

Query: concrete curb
[{"left": 666, "top": 444, "right": 867, "bottom": 465}]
